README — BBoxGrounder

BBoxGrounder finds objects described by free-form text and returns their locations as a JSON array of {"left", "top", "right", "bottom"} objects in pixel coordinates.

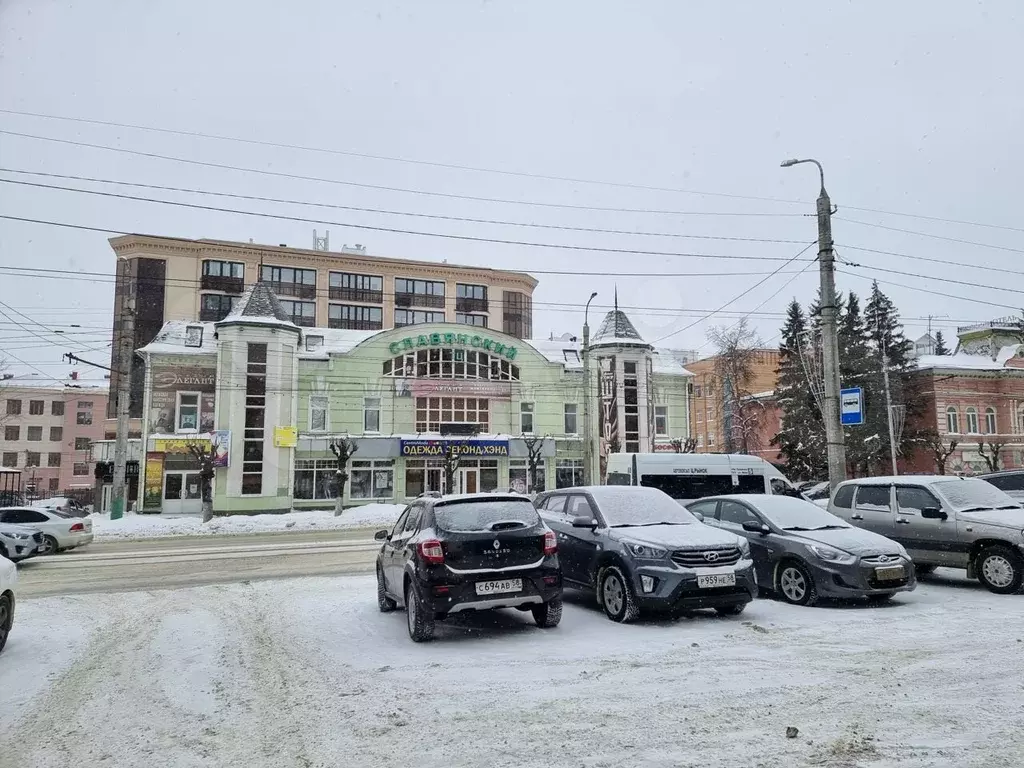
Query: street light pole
[
  {"left": 781, "top": 158, "right": 847, "bottom": 489},
  {"left": 582, "top": 291, "right": 598, "bottom": 486}
]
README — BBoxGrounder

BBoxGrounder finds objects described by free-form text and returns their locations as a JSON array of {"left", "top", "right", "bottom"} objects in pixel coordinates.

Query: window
[
  {"left": 654, "top": 405, "right": 669, "bottom": 436},
  {"left": 294, "top": 459, "right": 339, "bottom": 500},
  {"left": 965, "top": 407, "right": 979, "bottom": 434},
  {"left": 350, "top": 460, "right": 395, "bottom": 500},
  {"left": 405, "top": 460, "right": 446, "bottom": 496},
  {"left": 946, "top": 407, "right": 959, "bottom": 434},
  {"left": 364, "top": 397, "right": 381, "bottom": 433},
  {"left": 260, "top": 266, "right": 317, "bottom": 298},
  {"left": 27, "top": 426, "right": 42, "bottom": 442},
  {"left": 707, "top": 432, "right": 716, "bottom": 447},
  {"left": 985, "top": 407, "right": 997, "bottom": 435},
  {"left": 72, "top": 462, "right": 89, "bottom": 476},
  {"left": 510, "top": 459, "right": 545, "bottom": 494},
  {"left": 6, "top": 400, "right": 21, "bottom": 415},
  {"left": 75, "top": 437, "right": 91, "bottom": 450},
  {"left": 1, "top": 453, "right": 16, "bottom": 468},
  {"left": 48, "top": 478, "right": 59, "bottom": 492},
  {"left": 833, "top": 485, "right": 855, "bottom": 509},
  {"left": 202, "top": 260, "right": 244, "bottom": 278},
  {"left": 566, "top": 495, "right": 597, "bottom": 521},
  {"left": 984, "top": 473, "right": 1024, "bottom": 492},
  {"left": 4, "top": 426, "right": 18, "bottom": 441},
  {"left": 854, "top": 485, "right": 891, "bottom": 511},
  {"left": 542, "top": 495, "right": 567, "bottom": 514},
  {"left": 563, "top": 403, "right": 578, "bottom": 435},
  {"left": 328, "top": 304, "right": 383, "bottom": 330},
  {"left": 29, "top": 399, "right": 44, "bottom": 415},
  {"left": 25, "top": 451, "right": 41, "bottom": 467},
  {"left": 718, "top": 500, "right": 760, "bottom": 526},
  {"left": 555, "top": 459, "right": 584, "bottom": 489},
  {"left": 309, "top": 395, "right": 328, "bottom": 432},
  {"left": 395, "top": 278, "right": 445, "bottom": 309},
  {"left": 48, "top": 427, "right": 62, "bottom": 442},
  {"left": 48, "top": 452, "right": 62, "bottom": 467},
  {"left": 456, "top": 284, "right": 488, "bottom": 313},
  {"left": 329, "top": 272, "right": 383, "bottom": 303},
  {"left": 0, "top": 509, "right": 48, "bottom": 524},
  {"left": 896, "top": 486, "right": 941, "bottom": 514},
  {"left": 394, "top": 309, "right": 445, "bottom": 326},
  {"left": 278, "top": 299, "right": 316, "bottom": 327},
  {"left": 242, "top": 343, "right": 268, "bottom": 495},
  {"left": 51, "top": 401, "right": 64, "bottom": 416},
  {"left": 520, "top": 402, "right": 535, "bottom": 434},
  {"left": 687, "top": 500, "right": 718, "bottom": 520},
  {"left": 502, "top": 290, "right": 533, "bottom": 338},
  {"left": 78, "top": 401, "right": 93, "bottom": 408},
  {"left": 383, "top": 347, "right": 519, "bottom": 381},
  {"left": 455, "top": 313, "right": 487, "bottom": 327},
  {"left": 415, "top": 397, "right": 489, "bottom": 433},
  {"left": 76, "top": 411, "right": 93, "bottom": 425},
  {"left": 200, "top": 293, "right": 236, "bottom": 321},
  {"left": 176, "top": 392, "right": 201, "bottom": 433}
]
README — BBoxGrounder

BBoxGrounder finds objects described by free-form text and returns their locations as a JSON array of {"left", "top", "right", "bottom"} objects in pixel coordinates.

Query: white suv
[{"left": 0, "top": 556, "right": 16, "bottom": 654}]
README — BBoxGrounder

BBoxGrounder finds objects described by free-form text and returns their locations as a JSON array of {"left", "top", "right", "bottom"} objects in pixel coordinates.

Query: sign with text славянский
[{"left": 387, "top": 331, "right": 518, "bottom": 361}]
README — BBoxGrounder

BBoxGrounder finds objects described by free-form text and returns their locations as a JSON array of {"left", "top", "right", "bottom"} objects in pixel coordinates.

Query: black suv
[
  {"left": 534, "top": 486, "right": 757, "bottom": 622},
  {"left": 374, "top": 493, "right": 563, "bottom": 642}
]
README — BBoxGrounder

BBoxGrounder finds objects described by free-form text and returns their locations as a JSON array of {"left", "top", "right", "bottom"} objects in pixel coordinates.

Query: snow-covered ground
[
  {"left": 89, "top": 503, "right": 404, "bottom": 541},
  {"left": 2, "top": 570, "right": 1022, "bottom": 767}
]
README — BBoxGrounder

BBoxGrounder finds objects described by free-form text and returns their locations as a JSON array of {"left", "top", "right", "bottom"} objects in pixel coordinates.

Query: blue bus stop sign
[{"left": 840, "top": 387, "right": 864, "bottom": 425}]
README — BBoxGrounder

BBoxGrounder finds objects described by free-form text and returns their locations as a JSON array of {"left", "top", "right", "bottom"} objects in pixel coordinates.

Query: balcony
[
  {"left": 329, "top": 286, "right": 383, "bottom": 304},
  {"left": 200, "top": 275, "right": 244, "bottom": 294},
  {"left": 456, "top": 296, "right": 489, "bottom": 313},
  {"left": 395, "top": 292, "right": 445, "bottom": 309},
  {"left": 267, "top": 281, "right": 317, "bottom": 300},
  {"left": 199, "top": 305, "right": 232, "bottom": 322},
  {"left": 328, "top": 317, "right": 383, "bottom": 331},
  {"left": 289, "top": 314, "right": 316, "bottom": 328}
]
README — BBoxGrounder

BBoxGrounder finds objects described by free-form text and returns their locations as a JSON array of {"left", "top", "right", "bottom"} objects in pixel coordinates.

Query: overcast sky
[{"left": 2, "top": 1, "right": 1023, "bottom": 382}]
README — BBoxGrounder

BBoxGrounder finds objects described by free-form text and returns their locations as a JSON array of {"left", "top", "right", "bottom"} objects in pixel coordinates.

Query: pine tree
[
  {"left": 934, "top": 331, "right": 949, "bottom": 356},
  {"left": 837, "top": 292, "right": 874, "bottom": 476}
]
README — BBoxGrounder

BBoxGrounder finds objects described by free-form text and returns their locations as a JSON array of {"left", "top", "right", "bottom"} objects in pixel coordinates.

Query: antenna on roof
[
  {"left": 313, "top": 229, "right": 330, "bottom": 251},
  {"left": 614, "top": 284, "right": 619, "bottom": 313}
]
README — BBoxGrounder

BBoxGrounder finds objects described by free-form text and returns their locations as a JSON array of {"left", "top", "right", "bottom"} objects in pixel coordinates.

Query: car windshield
[
  {"left": 932, "top": 479, "right": 1022, "bottom": 511},
  {"left": 433, "top": 499, "right": 541, "bottom": 532},
  {"left": 591, "top": 488, "right": 698, "bottom": 527},
  {"left": 756, "top": 499, "right": 850, "bottom": 531}
]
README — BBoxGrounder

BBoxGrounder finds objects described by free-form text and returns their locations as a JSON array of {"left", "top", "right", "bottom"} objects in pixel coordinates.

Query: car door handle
[
  {"left": 851, "top": 514, "right": 863, "bottom": 521},
  {"left": 896, "top": 518, "right": 911, "bottom": 525}
]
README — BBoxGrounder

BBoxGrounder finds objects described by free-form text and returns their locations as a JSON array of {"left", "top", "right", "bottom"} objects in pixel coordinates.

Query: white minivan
[{"left": 606, "top": 453, "right": 803, "bottom": 505}]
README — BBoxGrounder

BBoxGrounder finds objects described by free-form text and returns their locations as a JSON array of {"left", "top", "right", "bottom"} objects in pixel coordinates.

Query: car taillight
[
  {"left": 417, "top": 539, "right": 445, "bottom": 565},
  {"left": 543, "top": 530, "right": 557, "bottom": 555},
  {"left": 69, "top": 522, "right": 85, "bottom": 532}
]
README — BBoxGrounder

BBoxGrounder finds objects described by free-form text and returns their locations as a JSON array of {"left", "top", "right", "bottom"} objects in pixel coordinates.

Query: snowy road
[{"left": 1, "top": 571, "right": 1022, "bottom": 768}]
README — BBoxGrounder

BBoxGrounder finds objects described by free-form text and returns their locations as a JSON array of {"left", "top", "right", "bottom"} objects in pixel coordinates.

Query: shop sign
[
  {"left": 143, "top": 452, "right": 164, "bottom": 509},
  {"left": 387, "top": 332, "right": 518, "bottom": 361},
  {"left": 210, "top": 430, "right": 230, "bottom": 467},
  {"left": 408, "top": 379, "right": 512, "bottom": 399},
  {"left": 274, "top": 426, "right": 298, "bottom": 448},
  {"left": 400, "top": 439, "right": 510, "bottom": 457},
  {"left": 154, "top": 437, "right": 210, "bottom": 454},
  {"left": 149, "top": 366, "right": 216, "bottom": 434}
]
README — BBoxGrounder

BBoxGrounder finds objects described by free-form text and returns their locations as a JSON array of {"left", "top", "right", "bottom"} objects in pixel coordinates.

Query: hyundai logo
[
  {"left": 704, "top": 551, "right": 720, "bottom": 562},
  {"left": 877, "top": 555, "right": 890, "bottom": 563}
]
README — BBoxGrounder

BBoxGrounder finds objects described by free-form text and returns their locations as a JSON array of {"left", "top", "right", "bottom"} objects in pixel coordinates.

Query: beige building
[{"left": 106, "top": 234, "right": 538, "bottom": 420}]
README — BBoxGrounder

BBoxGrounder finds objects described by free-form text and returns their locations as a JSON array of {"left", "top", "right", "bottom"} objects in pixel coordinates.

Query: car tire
[
  {"left": 914, "top": 563, "right": 937, "bottom": 577},
  {"left": 776, "top": 560, "right": 818, "bottom": 606},
  {"left": 715, "top": 603, "right": 747, "bottom": 617},
  {"left": 975, "top": 545, "right": 1024, "bottom": 595},
  {"left": 405, "top": 582, "right": 435, "bottom": 642},
  {"left": 867, "top": 593, "right": 894, "bottom": 603},
  {"left": 599, "top": 566, "right": 640, "bottom": 623},
  {"left": 532, "top": 598, "right": 563, "bottom": 628},
  {"left": 0, "top": 593, "right": 12, "bottom": 654},
  {"left": 38, "top": 536, "right": 58, "bottom": 556},
  {"left": 377, "top": 565, "right": 396, "bottom": 613}
]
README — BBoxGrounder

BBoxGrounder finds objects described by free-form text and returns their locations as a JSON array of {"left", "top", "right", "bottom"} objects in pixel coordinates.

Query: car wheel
[
  {"left": 0, "top": 593, "right": 12, "bottom": 654},
  {"left": 867, "top": 593, "right": 894, "bottom": 603},
  {"left": 914, "top": 563, "right": 937, "bottom": 577},
  {"left": 715, "top": 603, "right": 747, "bottom": 617},
  {"left": 975, "top": 545, "right": 1024, "bottom": 595},
  {"left": 532, "top": 598, "right": 563, "bottom": 628},
  {"left": 776, "top": 560, "right": 818, "bottom": 606},
  {"left": 377, "top": 565, "right": 396, "bottom": 613},
  {"left": 599, "top": 566, "right": 640, "bottom": 623},
  {"left": 38, "top": 536, "right": 58, "bottom": 556},
  {"left": 405, "top": 582, "right": 435, "bottom": 642}
]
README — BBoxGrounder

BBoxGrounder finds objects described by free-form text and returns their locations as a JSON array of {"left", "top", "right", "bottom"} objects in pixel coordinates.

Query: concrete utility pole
[
  {"left": 111, "top": 261, "right": 135, "bottom": 520},
  {"left": 582, "top": 291, "right": 598, "bottom": 486},
  {"left": 781, "top": 158, "right": 847, "bottom": 489}
]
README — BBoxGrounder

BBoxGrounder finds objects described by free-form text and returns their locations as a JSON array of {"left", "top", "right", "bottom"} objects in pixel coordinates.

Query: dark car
[
  {"left": 979, "top": 470, "right": 1024, "bottom": 503},
  {"left": 374, "top": 493, "right": 562, "bottom": 642},
  {"left": 534, "top": 486, "right": 757, "bottom": 623},
  {"left": 688, "top": 494, "right": 916, "bottom": 606}
]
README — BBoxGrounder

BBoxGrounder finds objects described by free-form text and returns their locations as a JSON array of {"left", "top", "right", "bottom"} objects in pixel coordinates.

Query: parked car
[
  {"left": 0, "top": 523, "right": 43, "bottom": 563},
  {"left": 979, "top": 470, "right": 1024, "bottom": 502},
  {"left": 374, "top": 493, "right": 562, "bottom": 642},
  {"left": 802, "top": 481, "right": 832, "bottom": 508},
  {"left": 687, "top": 495, "right": 915, "bottom": 605},
  {"left": 0, "top": 507, "right": 94, "bottom": 554},
  {"left": 534, "top": 486, "right": 756, "bottom": 622},
  {"left": 0, "top": 555, "right": 16, "bottom": 653},
  {"left": 31, "top": 497, "right": 89, "bottom": 518},
  {"left": 828, "top": 476, "right": 1024, "bottom": 594}
]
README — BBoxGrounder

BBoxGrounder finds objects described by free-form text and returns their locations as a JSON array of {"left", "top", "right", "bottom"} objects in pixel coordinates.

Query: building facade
[
  {"left": 106, "top": 234, "right": 538, "bottom": 423},
  {"left": 0, "top": 375, "right": 109, "bottom": 497},
  {"left": 135, "top": 284, "right": 692, "bottom": 515}
]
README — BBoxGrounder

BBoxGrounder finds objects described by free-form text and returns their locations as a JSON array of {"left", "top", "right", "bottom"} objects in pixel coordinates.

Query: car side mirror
[
  {"left": 742, "top": 520, "right": 770, "bottom": 535},
  {"left": 571, "top": 515, "right": 597, "bottom": 529},
  {"left": 921, "top": 507, "right": 947, "bottom": 520},
  {"left": 691, "top": 511, "right": 705, "bottom": 522},
  {"left": 374, "top": 529, "right": 390, "bottom": 541}
]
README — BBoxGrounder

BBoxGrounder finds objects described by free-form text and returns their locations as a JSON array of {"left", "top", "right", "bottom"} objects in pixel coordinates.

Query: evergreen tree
[
  {"left": 837, "top": 292, "right": 874, "bottom": 476},
  {"left": 934, "top": 331, "right": 949, "bottom": 355}
]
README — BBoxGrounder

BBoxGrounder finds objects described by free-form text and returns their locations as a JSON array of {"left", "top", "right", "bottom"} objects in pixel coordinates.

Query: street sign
[{"left": 840, "top": 387, "right": 864, "bottom": 425}]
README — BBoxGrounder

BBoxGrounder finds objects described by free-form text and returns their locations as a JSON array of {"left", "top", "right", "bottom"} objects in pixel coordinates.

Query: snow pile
[{"left": 89, "top": 503, "right": 404, "bottom": 541}]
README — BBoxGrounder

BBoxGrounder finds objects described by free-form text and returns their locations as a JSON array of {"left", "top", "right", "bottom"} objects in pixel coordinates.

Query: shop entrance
[
  {"left": 163, "top": 471, "right": 203, "bottom": 515},
  {"left": 458, "top": 467, "right": 479, "bottom": 494}
]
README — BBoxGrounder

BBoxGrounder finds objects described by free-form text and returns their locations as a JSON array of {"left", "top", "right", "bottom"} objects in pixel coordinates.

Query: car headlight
[
  {"left": 5, "top": 531, "right": 30, "bottom": 540},
  {"left": 627, "top": 542, "right": 669, "bottom": 560},
  {"left": 808, "top": 544, "right": 857, "bottom": 565},
  {"left": 736, "top": 538, "right": 751, "bottom": 557},
  {"left": 894, "top": 544, "right": 910, "bottom": 560}
]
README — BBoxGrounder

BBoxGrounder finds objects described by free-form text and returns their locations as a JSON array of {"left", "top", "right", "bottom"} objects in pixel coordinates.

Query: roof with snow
[
  {"left": 591, "top": 307, "right": 650, "bottom": 348},
  {"left": 0, "top": 374, "right": 109, "bottom": 392},
  {"left": 219, "top": 281, "right": 298, "bottom": 328},
  {"left": 916, "top": 344, "right": 1024, "bottom": 372},
  {"left": 138, "top": 321, "right": 218, "bottom": 356}
]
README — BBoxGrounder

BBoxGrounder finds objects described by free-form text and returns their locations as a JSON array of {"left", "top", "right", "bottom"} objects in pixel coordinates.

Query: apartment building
[
  {"left": 0, "top": 375, "right": 109, "bottom": 495},
  {"left": 106, "top": 235, "right": 538, "bottom": 420}
]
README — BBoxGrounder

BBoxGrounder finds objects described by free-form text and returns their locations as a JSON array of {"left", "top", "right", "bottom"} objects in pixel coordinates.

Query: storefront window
[
  {"left": 350, "top": 460, "right": 394, "bottom": 499},
  {"left": 383, "top": 348, "right": 520, "bottom": 381},
  {"left": 510, "top": 459, "right": 545, "bottom": 494},
  {"left": 294, "top": 459, "right": 338, "bottom": 500},
  {"left": 415, "top": 397, "right": 489, "bottom": 433},
  {"left": 556, "top": 459, "right": 584, "bottom": 489},
  {"left": 406, "top": 459, "right": 445, "bottom": 496}
]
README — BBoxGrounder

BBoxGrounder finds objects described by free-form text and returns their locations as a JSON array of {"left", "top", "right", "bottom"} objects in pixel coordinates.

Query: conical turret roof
[
  {"left": 218, "top": 281, "right": 298, "bottom": 329},
  {"left": 590, "top": 289, "right": 650, "bottom": 348}
]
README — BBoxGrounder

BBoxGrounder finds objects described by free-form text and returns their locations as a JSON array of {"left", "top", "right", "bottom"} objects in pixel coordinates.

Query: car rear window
[{"left": 434, "top": 499, "right": 541, "bottom": 532}]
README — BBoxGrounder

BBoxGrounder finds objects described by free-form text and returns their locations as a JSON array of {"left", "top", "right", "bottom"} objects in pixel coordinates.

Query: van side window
[
  {"left": 735, "top": 475, "right": 766, "bottom": 494},
  {"left": 896, "top": 487, "right": 941, "bottom": 514},
  {"left": 855, "top": 486, "right": 891, "bottom": 511},
  {"left": 832, "top": 485, "right": 854, "bottom": 509},
  {"left": 640, "top": 474, "right": 735, "bottom": 499}
]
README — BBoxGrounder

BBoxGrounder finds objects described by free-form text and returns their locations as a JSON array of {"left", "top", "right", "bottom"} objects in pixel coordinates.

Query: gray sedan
[{"left": 686, "top": 495, "right": 916, "bottom": 605}]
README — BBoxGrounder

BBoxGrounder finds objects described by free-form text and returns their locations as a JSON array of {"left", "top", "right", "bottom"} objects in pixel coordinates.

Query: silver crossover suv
[{"left": 828, "top": 476, "right": 1024, "bottom": 594}]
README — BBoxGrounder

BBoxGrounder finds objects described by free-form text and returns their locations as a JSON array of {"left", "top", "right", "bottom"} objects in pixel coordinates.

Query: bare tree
[
  {"left": 522, "top": 434, "right": 546, "bottom": 492},
  {"left": 671, "top": 437, "right": 697, "bottom": 454},
  {"left": 329, "top": 437, "right": 359, "bottom": 516},
  {"left": 186, "top": 441, "right": 215, "bottom": 523},
  {"left": 920, "top": 431, "right": 958, "bottom": 475},
  {"left": 442, "top": 447, "right": 461, "bottom": 494},
  {"left": 707, "top": 319, "right": 764, "bottom": 454},
  {"left": 977, "top": 439, "right": 1007, "bottom": 473}
]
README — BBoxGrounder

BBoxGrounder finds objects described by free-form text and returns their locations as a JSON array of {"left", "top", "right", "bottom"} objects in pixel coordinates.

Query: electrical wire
[{"left": 836, "top": 216, "right": 1024, "bottom": 255}]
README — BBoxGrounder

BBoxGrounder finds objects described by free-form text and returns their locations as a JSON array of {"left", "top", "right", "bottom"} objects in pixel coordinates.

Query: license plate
[
  {"left": 475, "top": 578, "right": 522, "bottom": 596},
  {"left": 697, "top": 573, "right": 736, "bottom": 588},
  {"left": 875, "top": 565, "right": 905, "bottom": 581}
]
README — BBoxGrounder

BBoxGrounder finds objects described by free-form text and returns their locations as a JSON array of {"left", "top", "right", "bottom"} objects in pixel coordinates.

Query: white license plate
[
  {"left": 697, "top": 573, "right": 736, "bottom": 589},
  {"left": 875, "top": 565, "right": 905, "bottom": 581},
  {"left": 475, "top": 579, "right": 522, "bottom": 596}
]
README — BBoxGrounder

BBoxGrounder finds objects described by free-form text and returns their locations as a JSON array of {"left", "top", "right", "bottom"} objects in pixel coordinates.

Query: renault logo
[
  {"left": 493, "top": 540, "right": 501, "bottom": 549},
  {"left": 704, "top": 551, "right": 720, "bottom": 562}
]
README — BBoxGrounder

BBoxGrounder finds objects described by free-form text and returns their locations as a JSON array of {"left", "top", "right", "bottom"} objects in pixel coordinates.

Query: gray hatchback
[{"left": 687, "top": 495, "right": 916, "bottom": 605}]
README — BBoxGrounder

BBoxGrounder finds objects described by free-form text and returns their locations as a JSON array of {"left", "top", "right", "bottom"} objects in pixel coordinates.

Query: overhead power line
[{"left": 837, "top": 216, "right": 1024, "bottom": 255}]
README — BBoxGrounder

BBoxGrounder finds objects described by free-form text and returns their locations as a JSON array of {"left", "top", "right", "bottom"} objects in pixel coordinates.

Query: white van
[{"left": 606, "top": 453, "right": 802, "bottom": 505}]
